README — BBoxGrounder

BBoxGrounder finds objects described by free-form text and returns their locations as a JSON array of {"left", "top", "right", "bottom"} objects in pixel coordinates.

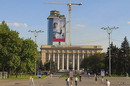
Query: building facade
[{"left": 41, "top": 45, "right": 102, "bottom": 71}]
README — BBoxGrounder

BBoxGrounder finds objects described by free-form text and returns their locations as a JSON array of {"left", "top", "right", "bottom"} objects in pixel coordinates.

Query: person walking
[
  {"left": 94, "top": 73, "right": 97, "bottom": 83},
  {"left": 88, "top": 73, "right": 90, "bottom": 78},
  {"left": 101, "top": 77, "right": 104, "bottom": 84},
  {"left": 75, "top": 77, "right": 78, "bottom": 86},
  {"left": 79, "top": 75, "right": 82, "bottom": 82},
  {"left": 70, "top": 77, "right": 73, "bottom": 86},
  {"left": 66, "top": 77, "right": 70, "bottom": 86},
  {"left": 106, "top": 79, "right": 111, "bottom": 86},
  {"left": 94, "top": 74, "right": 97, "bottom": 83},
  {"left": 29, "top": 76, "right": 35, "bottom": 86},
  {"left": 50, "top": 73, "right": 53, "bottom": 78}
]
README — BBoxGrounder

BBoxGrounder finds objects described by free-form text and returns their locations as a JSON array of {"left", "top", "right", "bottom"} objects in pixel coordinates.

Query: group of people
[
  {"left": 65, "top": 75, "right": 111, "bottom": 86},
  {"left": 94, "top": 74, "right": 111, "bottom": 86},
  {"left": 66, "top": 76, "right": 81, "bottom": 86}
]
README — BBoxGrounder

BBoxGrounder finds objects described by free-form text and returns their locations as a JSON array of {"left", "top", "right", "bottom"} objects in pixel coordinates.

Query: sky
[{"left": 0, "top": 0, "right": 130, "bottom": 52}]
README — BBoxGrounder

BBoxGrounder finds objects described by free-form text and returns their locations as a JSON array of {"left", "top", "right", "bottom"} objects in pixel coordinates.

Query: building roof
[{"left": 41, "top": 45, "right": 103, "bottom": 50}]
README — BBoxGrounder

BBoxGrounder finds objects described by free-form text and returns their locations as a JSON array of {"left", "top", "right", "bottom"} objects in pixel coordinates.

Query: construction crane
[{"left": 44, "top": 0, "right": 82, "bottom": 46}]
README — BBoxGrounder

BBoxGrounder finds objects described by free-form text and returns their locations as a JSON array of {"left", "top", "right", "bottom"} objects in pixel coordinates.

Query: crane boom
[{"left": 44, "top": 2, "right": 82, "bottom": 5}]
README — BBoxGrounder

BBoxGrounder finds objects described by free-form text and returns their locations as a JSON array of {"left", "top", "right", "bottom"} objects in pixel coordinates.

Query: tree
[
  {"left": 18, "top": 39, "right": 38, "bottom": 73},
  {"left": 43, "top": 61, "right": 57, "bottom": 72},
  {"left": 0, "top": 21, "right": 22, "bottom": 76},
  {"left": 105, "top": 43, "right": 119, "bottom": 74},
  {"left": 0, "top": 21, "right": 39, "bottom": 77},
  {"left": 112, "top": 46, "right": 119, "bottom": 74},
  {"left": 118, "top": 37, "right": 130, "bottom": 75},
  {"left": 109, "top": 43, "right": 119, "bottom": 74},
  {"left": 81, "top": 53, "right": 105, "bottom": 73}
]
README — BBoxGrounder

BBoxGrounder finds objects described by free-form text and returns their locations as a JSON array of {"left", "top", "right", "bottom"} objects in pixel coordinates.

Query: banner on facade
[{"left": 52, "top": 17, "right": 66, "bottom": 42}]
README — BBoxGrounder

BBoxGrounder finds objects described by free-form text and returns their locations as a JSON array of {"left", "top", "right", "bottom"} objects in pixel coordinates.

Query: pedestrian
[
  {"left": 66, "top": 77, "right": 70, "bottom": 86},
  {"left": 101, "top": 77, "right": 104, "bottom": 84},
  {"left": 106, "top": 79, "right": 111, "bottom": 86},
  {"left": 88, "top": 73, "right": 90, "bottom": 78},
  {"left": 94, "top": 73, "right": 96, "bottom": 79},
  {"left": 29, "top": 76, "right": 35, "bottom": 86},
  {"left": 50, "top": 73, "right": 53, "bottom": 78},
  {"left": 126, "top": 73, "right": 129, "bottom": 77},
  {"left": 75, "top": 77, "right": 78, "bottom": 86},
  {"left": 94, "top": 74, "right": 97, "bottom": 83},
  {"left": 79, "top": 75, "right": 82, "bottom": 82},
  {"left": 70, "top": 77, "right": 73, "bottom": 86}
]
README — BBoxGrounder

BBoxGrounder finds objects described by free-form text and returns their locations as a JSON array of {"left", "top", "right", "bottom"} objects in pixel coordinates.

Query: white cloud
[
  {"left": 0, "top": 22, "right": 28, "bottom": 28},
  {"left": 74, "top": 24, "right": 86, "bottom": 30},
  {"left": 5, "top": 22, "right": 28, "bottom": 28},
  {"left": 128, "top": 21, "right": 130, "bottom": 24},
  {"left": 7, "top": 22, "right": 28, "bottom": 28}
]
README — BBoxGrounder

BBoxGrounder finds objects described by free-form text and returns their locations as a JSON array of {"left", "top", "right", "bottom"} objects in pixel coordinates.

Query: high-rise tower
[{"left": 47, "top": 10, "right": 66, "bottom": 45}]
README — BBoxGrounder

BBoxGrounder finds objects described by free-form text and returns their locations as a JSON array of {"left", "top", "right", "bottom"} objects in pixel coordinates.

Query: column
[
  {"left": 57, "top": 53, "right": 60, "bottom": 70},
  {"left": 49, "top": 53, "right": 51, "bottom": 61},
  {"left": 53, "top": 53, "right": 55, "bottom": 62},
  {"left": 62, "top": 53, "right": 64, "bottom": 70},
  {"left": 77, "top": 53, "right": 80, "bottom": 70},
  {"left": 67, "top": 54, "right": 69, "bottom": 70},
  {"left": 82, "top": 53, "right": 85, "bottom": 59},
  {"left": 73, "top": 53, "right": 75, "bottom": 70},
  {"left": 87, "top": 50, "right": 89, "bottom": 57}
]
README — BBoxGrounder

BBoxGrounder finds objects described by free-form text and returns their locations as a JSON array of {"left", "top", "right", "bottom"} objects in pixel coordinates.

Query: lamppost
[
  {"left": 101, "top": 26, "right": 118, "bottom": 76},
  {"left": 28, "top": 30, "right": 44, "bottom": 76}
]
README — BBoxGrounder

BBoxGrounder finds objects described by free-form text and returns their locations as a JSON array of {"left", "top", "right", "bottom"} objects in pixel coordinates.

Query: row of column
[{"left": 48, "top": 53, "right": 85, "bottom": 70}]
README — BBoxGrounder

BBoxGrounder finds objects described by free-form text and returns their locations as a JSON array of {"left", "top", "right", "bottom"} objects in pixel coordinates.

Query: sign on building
[{"left": 52, "top": 17, "right": 66, "bottom": 42}]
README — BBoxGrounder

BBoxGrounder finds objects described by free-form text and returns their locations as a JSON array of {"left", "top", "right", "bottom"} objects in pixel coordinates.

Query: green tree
[
  {"left": 0, "top": 21, "right": 39, "bottom": 77},
  {"left": 118, "top": 37, "right": 130, "bottom": 75},
  {"left": 111, "top": 44, "right": 119, "bottom": 74},
  {"left": 38, "top": 60, "right": 45, "bottom": 70},
  {"left": 110, "top": 43, "right": 119, "bottom": 74},
  {"left": 81, "top": 53, "right": 105, "bottom": 73},
  {"left": 18, "top": 39, "right": 38, "bottom": 73},
  {"left": 44, "top": 61, "right": 57, "bottom": 72},
  {"left": 0, "top": 21, "right": 22, "bottom": 76},
  {"left": 105, "top": 43, "right": 120, "bottom": 74}
]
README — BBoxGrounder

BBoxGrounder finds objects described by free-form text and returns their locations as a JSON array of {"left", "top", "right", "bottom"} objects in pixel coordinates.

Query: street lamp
[
  {"left": 101, "top": 26, "right": 118, "bottom": 76},
  {"left": 28, "top": 30, "right": 44, "bottom": 76}
]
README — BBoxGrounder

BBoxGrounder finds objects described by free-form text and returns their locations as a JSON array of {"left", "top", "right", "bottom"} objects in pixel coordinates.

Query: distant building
[
  {"left": 41, "top": 45, "right": 102, "bottom": 71},
  {"left": 47, "top": 10, "right": 66, "bottom": 45}
]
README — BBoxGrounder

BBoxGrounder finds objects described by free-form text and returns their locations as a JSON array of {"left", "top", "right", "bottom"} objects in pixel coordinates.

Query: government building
[
  {"left": 40, "top": 10, "right": 103, "bottom": 71},
  {"left": 40, "top": 45, "right": 102, "bottom": 71}
]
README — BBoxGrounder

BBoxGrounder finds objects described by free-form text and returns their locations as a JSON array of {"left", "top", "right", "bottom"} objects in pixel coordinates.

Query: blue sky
[{"left": 1, "top": 0, "right": 130, "bottom": 52}]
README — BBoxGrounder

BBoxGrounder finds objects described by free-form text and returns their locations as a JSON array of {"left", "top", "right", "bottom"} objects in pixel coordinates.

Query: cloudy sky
[{"left": 0, "top": 0, "right": 130, "bottom": 52}]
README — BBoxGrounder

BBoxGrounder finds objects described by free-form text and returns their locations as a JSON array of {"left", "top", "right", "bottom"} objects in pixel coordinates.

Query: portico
[{"left": 41, "top": 45, "right": 102, "bottom": 71}]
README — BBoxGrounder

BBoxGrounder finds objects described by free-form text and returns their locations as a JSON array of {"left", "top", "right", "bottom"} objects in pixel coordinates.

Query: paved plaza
[{"left": 0, "top": 76, "right": 130, "bottom": 86}]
